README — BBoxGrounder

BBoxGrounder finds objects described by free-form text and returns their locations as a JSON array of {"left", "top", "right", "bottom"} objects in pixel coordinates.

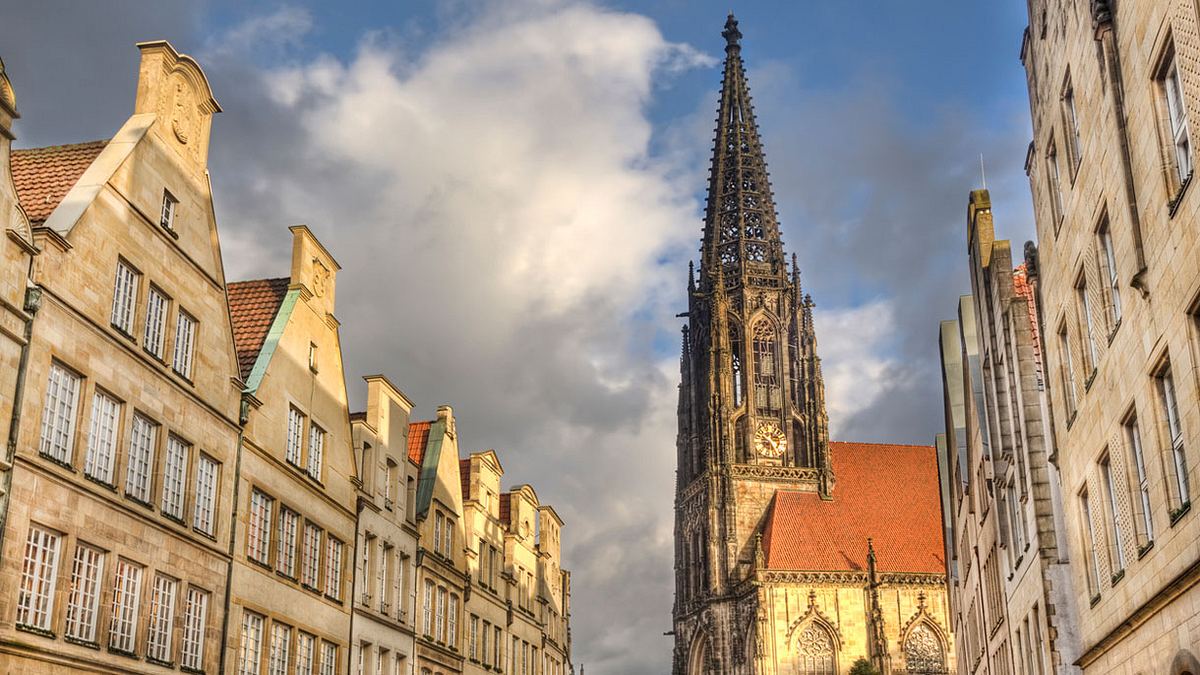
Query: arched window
[
  {"left": 752, "top": 322, "right": 781, "bottom": 417},
  {"left": 903, "top": 623, "right": 947, "bottom": 674},
  {"left": 730, "top": 323, "right": 744, "bottom": 407},
  {"left": 689, "top": 634, "right": 710, "bottom": 675},
  {"left": 794, "top": 623, "right": 835, "bottom": 675}
]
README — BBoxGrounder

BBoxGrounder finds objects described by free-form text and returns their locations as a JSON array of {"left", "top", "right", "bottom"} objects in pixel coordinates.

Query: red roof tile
[
  {"left": 226, "top": 277, "right": 290, "bottom": 380},
  {"left": 407, "top": 421, "right": 432, "bottom": 466},
  {"left": 499, "top": 493, "right": 511, "bottom": 525},
  {"left": 460, "top": 458, "right": 471, "bottom": 501},
  {"left": 761, "top": 442, "right": 945, "bottom": 574},
  {"left": 11, "top": 140, "right": 107, "bottom": 225}
]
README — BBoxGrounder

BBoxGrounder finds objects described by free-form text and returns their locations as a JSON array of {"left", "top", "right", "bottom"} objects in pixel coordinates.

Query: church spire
[{"left": 700, "top": 12, "right": 787, "bottom": 290}]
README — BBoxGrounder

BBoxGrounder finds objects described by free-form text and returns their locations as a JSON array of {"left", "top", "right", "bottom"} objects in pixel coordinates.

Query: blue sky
[{"left": 2, "top": 2, "right": 1037, "bottom": 671}]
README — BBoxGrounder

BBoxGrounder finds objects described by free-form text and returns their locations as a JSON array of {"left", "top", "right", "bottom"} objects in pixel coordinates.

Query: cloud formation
[{"left": 1, "top": 2, "right": 1035, "bottom": 672}]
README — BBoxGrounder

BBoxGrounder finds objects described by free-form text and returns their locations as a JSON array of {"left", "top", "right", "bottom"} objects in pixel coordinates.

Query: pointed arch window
[
  {"left": 753, "top": 322, "right": 781, "bottom": 417},
  {"left": 903, "top": 623, "right": 947, "bottom": 674},
  {"left": 730, "top": 324, "right": 744, "bottom": 407},
  {"left": 794, "top": 623, "right": 835, "bottom": 675}
]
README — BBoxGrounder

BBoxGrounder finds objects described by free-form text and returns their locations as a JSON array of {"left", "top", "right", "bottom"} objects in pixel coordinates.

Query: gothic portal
[{"left": 671, "top": 15, "right": 956, "bottom": 675}]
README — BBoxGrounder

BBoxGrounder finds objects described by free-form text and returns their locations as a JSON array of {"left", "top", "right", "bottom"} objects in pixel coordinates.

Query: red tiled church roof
[
  {"left": 11, "top": 140, "right": 107, "bottom": 225},
  {"left": 761, "top": 441, "right": 945, "bottom": 574},
  {"left": 226, "top": 278, "right": 290, "bottom": 380},
  {"left": 407, "top": 421, "right": 432, "bottom": 466}
]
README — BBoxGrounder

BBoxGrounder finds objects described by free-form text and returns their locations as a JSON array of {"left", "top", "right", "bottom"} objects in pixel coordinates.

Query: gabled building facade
[
  {"left": 350, "top": 374, "right": 420, "bottom": 675},
  {"left": 938, "top": 190, "right": 1082, "bottom": 675},
  {"left": 409, "top": 407, "right": 469, "bottom": 675},
  {"left": 0, "top": 42, "right": 242, "bottom": 673},
  {"left": 227, "top": 225, "right": 357, "bottom": 673}
]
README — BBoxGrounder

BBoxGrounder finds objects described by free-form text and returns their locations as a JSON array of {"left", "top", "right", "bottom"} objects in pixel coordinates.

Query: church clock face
[{"left": 753, "top": 422, "right": 787, "bottom": 458}]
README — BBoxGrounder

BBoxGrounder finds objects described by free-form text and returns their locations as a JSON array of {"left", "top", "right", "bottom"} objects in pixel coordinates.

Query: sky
[{"left": 1, "top": 1, "right": 1036, "bottom": 672}]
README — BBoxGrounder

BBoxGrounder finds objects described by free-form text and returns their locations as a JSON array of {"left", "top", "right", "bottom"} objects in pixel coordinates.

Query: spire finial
[{"left": 722, "top": 13, "right": 742, "bottom": 49}]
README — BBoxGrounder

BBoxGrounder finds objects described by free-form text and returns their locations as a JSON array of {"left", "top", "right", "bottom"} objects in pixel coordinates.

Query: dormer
[
  {"left": 289, "top": 225, "right": 341, "bottom": 318},
  {"left": 133, "top": 41, "right": 221, "bottom": 169}
]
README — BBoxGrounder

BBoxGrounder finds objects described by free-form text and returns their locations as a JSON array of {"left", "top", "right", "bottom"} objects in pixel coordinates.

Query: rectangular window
[
  {"left": 64, "top": 544, "right": 105, "bottom": 642},
  {"left": 1006, "top": 481, "right": 1026, "bottom": 556},
  {"left": 181, "top": 587, "right": 209, "bottom": 671},
  {"left": 495, "top": 626, "right": 503, "bottom": 671},
  {"left": 444, "top": 517, "right": 454, "bottom": 558},
  {"left": 108, "top": 558, "right": 143, "bottom": 654},
  {"left": 470, "top": 615, "right": 479, "bottom": 659},
  {"left": 248, "top": 489, "right": 274, "bottom": 565},
  {"left": 193, "top": 454, "right": 219, "bottom": 535},
  {"left": 1125, "top": 414, "right": 1155, "bottom": 544},
  {"left": 172, "top": 309, "right": 197, "bottom": 379},
  {"left": 1097, "top": 222, "right": 1121, "bottom": 328},
  {"left": 1159, "top": 366, "right": 1190, "bottom": 507},
  {"left": 482, "top": 620, "right": 491, "bottom": 666},
  {"left": 319, "top": 641, "right": 338, "bottom": 675},
  {"left": 1064, "top": 73, "right": 1082, "bottom": 172},
  {"left": 379, "top": 543, "right": 392, "bottom": 613},
  {"left": 307, "top": 423, "right": 325, "bottom": 480},
  {"left": 125, "top": 413, "right": 157, "bottom": 503},
  {"left": 433, "top": 512, "right": 444, "bottom": 556},
  {"left": 269, "top": 622, "right": 292, "bottom": 675},
  {"left": 423, "top": 580, "right": 434, "bottom": 635},
  {"left": 160, "top": 190, "right": 178, "bottom": 231},
  {"left": 287, "top": 406, "right": 306, "bottom": 466},
  {"left": 111, "top": 259, "right": 139, "bottom": 334},
  {"left": 449, "top": 593, "right": 459, "bottom": 645},
  {"left": 301, "top": 522, "right": 322, "bottom": 589},
  {"left": 147, "top": 574, "right": 178, "bottom": 663},
  {"left": 277, "top": 507, "right": 299, "bottom": 577},
  {"left": 1164, "top": 52, "right": 1193, "bottom": 184},
  {"left": 239, "top": 611, "right": 264, "bottom": 675},
  {"left": 16, "top": 525, "right": 61, "bottom": 631},
  {"left": 39, "top": 361, "right": 82, "bottom": 465},
  {"left": 297, "top": 632, "right": 317, "bottom": 675},
  {"left": 1080, "top": 490, "right": 1101, "bottom": 599},
  {"left": 1058, "top": 325, "right": 1078, "bottom": 418},
  {"left": 1077, "top": 274, "right": 1098, "bottom": 374},
  {"left": 437, "top": 587, "right": 447, "bottom": 642},
  {"left": 84, "top": 390, "right": 121, "bottom": 485},
  {"left": 1100, "top": 454, "right": 1127, "bottom": 574},
  {"left": 161, "top": 434, "right": 190, "bottom": 520},
  {"left": 1047, "top": 139, "right": 1065, "bottom": 228},
  {"left": 324, "top": 537, "right": 343, "bottom": 599},
  {"left": 144, "top": 286, "right": 169, "bottom": 359}
]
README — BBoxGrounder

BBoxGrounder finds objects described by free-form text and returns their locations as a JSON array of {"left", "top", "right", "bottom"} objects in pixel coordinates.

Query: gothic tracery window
[
  {"left": 753, "top": 321, "right": 781, "bottom": 418},
  {"left": 903, "top": 623, "right": 947, "bottom": 674},
  {"left": 794, "top": 623, "right": 835, "bottom": 675}
]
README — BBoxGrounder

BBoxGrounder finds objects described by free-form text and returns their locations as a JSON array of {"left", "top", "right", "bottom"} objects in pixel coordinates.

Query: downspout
[
  {"left": 218, "top": 395, "right": 250, "bottom": 675},
  {"left": 1095, "top": 2, "right": 1150, "bottom": 295},
  {"left": 0, "top": 270, "right": 42, "bottom": 562}
]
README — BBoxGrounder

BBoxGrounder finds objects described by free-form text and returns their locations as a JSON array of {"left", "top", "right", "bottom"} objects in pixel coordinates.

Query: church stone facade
[{"left": 671, "top": 16, "right": 955, "bottom": 675}]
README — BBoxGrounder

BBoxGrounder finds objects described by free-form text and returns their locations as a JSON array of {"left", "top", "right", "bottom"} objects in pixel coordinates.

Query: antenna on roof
[{"left": 980, "top": 153, "right": 988, "bottom": 190}]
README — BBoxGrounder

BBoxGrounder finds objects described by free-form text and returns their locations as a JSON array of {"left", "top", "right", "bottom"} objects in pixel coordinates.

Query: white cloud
[{"left": 813, "top": 300, "right": 900, "bottom": 438}]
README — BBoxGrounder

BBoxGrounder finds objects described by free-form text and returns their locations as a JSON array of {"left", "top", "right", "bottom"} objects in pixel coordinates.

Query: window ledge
[
  {"left": 1169, "top": 170, "right": 1194, "bottom": 217},
  {"left": 83, "top": 474, "right": 118, "bottom": 492},
  {"left": 1170, "top": 501, "right": 1192, "bottom": 526},
  {"left": 146, "top": 656, "right": 174, "bottom": 668},
  {"left": 107, "top": 646, "right": 138, "bottom": 659},
  {"left": 1084, "top": 370, "right": 1097, "bottom": 391},
  {"left": 15, "top": 624, "right": 55, "bottom": 638},
  {"left": 1089, "top": 593, "right": 1101, "bottom": 608},
  {"left": 1137, "top": 541, "right": 1155, "bottom": 559},
  {"left": 181, "top": 666, "right": 206, "bottom": 675},
  {"left": 1111, "top": 569, "right": 1125, "bottom": 586},
  {"left": 64, "top": 635, "right": 100, "bottom": 650},
  {"left": 38, "top": 453, "right": 75, "bottom": 472},
  {"left": 1107, "top": 320, "right": 1122, "bottom": 345}
]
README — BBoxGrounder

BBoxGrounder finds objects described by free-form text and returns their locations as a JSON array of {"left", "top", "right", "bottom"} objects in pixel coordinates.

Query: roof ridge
[
  {"left": 228, "top": 276, "right": 290, "bottom": 287},
  {"left": 830, "top": 440, "right": 934, "bottom": 449},
  {"left": 12, "top": 138, "right": 110, "bottom": 153}
]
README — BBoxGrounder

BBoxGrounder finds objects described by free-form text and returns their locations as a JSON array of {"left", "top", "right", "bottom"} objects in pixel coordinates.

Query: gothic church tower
[{"left": 673, "top": 13, "right": 833, "bottom": 674}]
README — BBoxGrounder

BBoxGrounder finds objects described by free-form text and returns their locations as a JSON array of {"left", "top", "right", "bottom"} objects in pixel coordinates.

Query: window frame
[
  {"left": 16, "top": 524, "right": 62, "bottom": 633},
  {"left": 84, "top": 388, "right": 122, "bottom": 486},
  {"left": 144, "top": 285, "right": 170, "bottom": 360},
  {"left": 39, "top": 361, "right": 83, "bottom": 467},
  {"left": 110, "top": 258, "right": 141, "bottom": 336},
  {"left": 172, "top": 308, "right": 197, "bottom": 380}
]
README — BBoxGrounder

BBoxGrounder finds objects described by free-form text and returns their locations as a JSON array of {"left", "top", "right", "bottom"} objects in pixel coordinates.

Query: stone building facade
[
  {"left": 1019, "top": 0, "right": 1200, "bottom": 672},
  {"left": 937, "top": 190, "right": 1083, "bottom": 675},
  {"left": 226, "top": 224, "right": 360, "bottom": 673},
  {"left": 672, "top": 15, "right": 955, "bottom": 675},
  {"left": 349, "top": 375, "right": 420, "bottom": 675},
  {"left": 0, "top": 39, "right": 573, "bottom": 675},
  {"left": 0, "top": 42, "right": 243, "bottom": 672}
]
